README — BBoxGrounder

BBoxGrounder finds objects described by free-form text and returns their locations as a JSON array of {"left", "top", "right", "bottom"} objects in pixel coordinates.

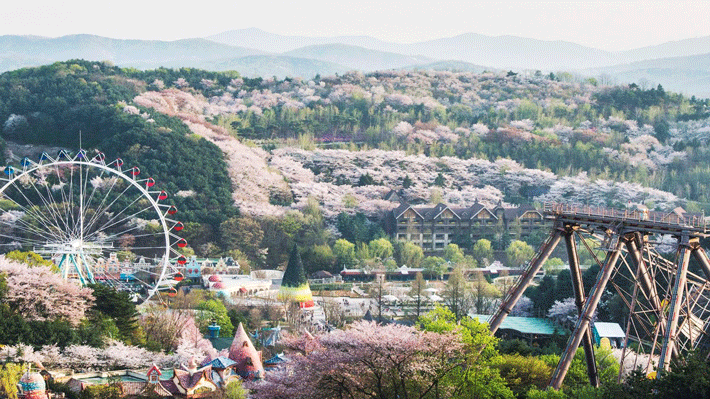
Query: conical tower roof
[
  {"left": 228, "top": 323, "right": 264, "bottom": 379},
  {"left": 278, "top": 245, "right": 314, "bottom": 307},
  {"left": 363, "top": 309, "right": 374, "bottom": 322}
]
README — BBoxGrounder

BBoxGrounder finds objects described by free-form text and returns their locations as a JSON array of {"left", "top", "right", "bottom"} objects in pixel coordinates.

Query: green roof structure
[{"left": 471, "top": 314, "right": 558, "bottom": 336}]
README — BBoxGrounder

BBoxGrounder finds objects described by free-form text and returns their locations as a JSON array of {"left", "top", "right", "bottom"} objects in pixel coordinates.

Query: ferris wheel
[{"left": 0, "top": 149, "right": 188, "bottom": 304}]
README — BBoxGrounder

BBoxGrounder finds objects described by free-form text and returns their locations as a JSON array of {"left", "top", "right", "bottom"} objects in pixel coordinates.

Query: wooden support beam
[
  {"left": 489, "top": 228, "right": 562, "bottom": 334},
  {"left": 550, "top": 234, "right": 624, "bottom": 389},
  {"left": 564, "top": 227, "right": 599, "bottom": 387},
  {"left": 658, "top": 234, "right": 691, "bottom": 372}
]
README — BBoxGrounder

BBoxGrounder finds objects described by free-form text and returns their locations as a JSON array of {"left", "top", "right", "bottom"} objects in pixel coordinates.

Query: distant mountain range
[
  {"left": 207, "top": 28, "right": 710, "bottom": 69},
  {"left": 1, "top": 30, "right": 709, "bottom": 97}
]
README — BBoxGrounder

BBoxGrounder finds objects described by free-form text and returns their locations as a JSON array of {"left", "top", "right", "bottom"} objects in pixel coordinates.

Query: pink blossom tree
[
  {"left": 138, "top": 305, "right": 193, "bottom": 351},
  {"left": 248, "top": 321, "right": 465, "bottom": 399},
  {"left": 0, "top": 256, "right": 93, "bottom": 326},
  {"left": 173, "top": 316, "right": 217, "bottom": 364}
]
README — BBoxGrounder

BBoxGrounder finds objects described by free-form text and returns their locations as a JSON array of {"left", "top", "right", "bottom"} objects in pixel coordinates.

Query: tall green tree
[
  {"left": 506, "top": 240, "right": 535, "bottom": 268},
  {"left": 444, "top": 266, "right": 470, "bottom": 320},
  {"left": 397, "top": 241, "right": 424, "bottom": 268},
  {"left": 333, "top": 239, "right": 357, "bottom": 268},
  {"left": 410, "top": 271, "right": 427, "bottom": 321},
  {"left": 420, "top": 307, "right": 514, "bottom": 399},
  {"left": 443, "top": 243, "right": 465, "bottom": 264},
  {"left": 88, "top": 284, "right": 140, "bottom": 344},
  {"left": 368, "top": 238, "right": 394, "bottom": 259},
  {"left": 472, "top": 239, "right": 494, "bottom": 266},
  {"left": 196, "top": 299, "right": 234, "bottom": 337}
]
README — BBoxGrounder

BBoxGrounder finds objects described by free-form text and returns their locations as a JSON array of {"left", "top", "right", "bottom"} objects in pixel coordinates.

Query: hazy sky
[{"left": 4, "top": 1, "right": 709, "bottom": 51}]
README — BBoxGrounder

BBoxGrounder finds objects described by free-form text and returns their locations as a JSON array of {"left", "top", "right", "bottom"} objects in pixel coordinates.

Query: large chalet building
[{"left": 386, "top": 201, "right": 547, "bottom": 252}]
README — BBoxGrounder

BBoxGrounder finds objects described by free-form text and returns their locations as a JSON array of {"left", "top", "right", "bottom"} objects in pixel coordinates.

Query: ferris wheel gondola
[{"left": 0, "top": 149, "right": 188, "bottom": 304}]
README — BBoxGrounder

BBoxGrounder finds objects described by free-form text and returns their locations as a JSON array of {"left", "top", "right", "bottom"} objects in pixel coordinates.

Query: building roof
[
  {"left": 393, "top": 201, "right": 536, "bottom": 222},
  {"left": 174, "top": 366, "right": 213, "bottom": 391},
  {"left": 593, "top": 322, "right": 626, "bottom": 338},
  {"left": 208, "top": 357, "right": 237, "bottom": 370},
  {"left": 119, "top": 381, "right": 147, "bottom": 396},
  {"left": 155, "top": 380, "right": 179, "bottom": 397},
  {"left": 383, "top": 190, "right": 402, "bottom": 202},
  {"left": 264, "top": 353, "right": 288, "bottom": 367},
  {"left": 311, "top": 270, "right": 333, "bottom": 279},
  {"left": 393, "top": 202, "right": 420, "bottom": 219},
  {"left": 471, "top": 314, "right": 558, "bottom": 335},
  {"left": 208, "top": 336, "right": 233, "bottom": 351}
]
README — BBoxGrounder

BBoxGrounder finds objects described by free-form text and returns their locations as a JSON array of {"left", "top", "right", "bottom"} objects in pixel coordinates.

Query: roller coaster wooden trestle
[{"left": 488, "top": 203, "right": 710, "bottom": 389}]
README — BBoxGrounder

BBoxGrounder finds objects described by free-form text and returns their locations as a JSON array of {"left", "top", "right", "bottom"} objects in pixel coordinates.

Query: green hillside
[{"left": 0, "top": 60, "right": 236, "bottom": 229}]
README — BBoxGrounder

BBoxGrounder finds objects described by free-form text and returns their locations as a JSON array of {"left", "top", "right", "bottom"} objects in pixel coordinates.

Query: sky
[{"left": 4, "top": 0, "right": 710, "bottom": 51}]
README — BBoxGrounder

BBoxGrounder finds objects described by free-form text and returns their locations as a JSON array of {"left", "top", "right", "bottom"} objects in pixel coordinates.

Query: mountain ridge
[{"left": 2, "top": 31, "right": 710, "bottom": 97}]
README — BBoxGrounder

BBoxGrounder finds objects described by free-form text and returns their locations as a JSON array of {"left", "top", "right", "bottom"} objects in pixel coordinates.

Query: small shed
[{"left": 592, "top": 322, "right": 626, "bottom": 348}]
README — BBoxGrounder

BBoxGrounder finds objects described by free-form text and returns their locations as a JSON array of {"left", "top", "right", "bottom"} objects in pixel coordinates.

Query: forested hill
[
  {"left": 2, "top": 60, "right": 710, "bottom": 266},
  {"left": 0, "top": 61, "right": 237, "bottom": 229}
]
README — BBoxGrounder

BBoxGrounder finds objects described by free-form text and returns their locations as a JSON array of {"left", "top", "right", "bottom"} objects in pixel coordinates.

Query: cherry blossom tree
[
  {"left": 138, "top": 305, "right": 193, "bottom": 351},
  {"left": 0, "top": 256, "right": 93, "bottom": 326},
  {"left": 248, "top": 321, "right": 465, "bottom": 399},
  {"left": 173, "top": 317, "right": 217, "bottom": 364},
  {"left": 1, "top": 341, "right": 165, "bottom": 371},
  {"left": 547, "top": 297, "right": 585, "bottom": 329}
]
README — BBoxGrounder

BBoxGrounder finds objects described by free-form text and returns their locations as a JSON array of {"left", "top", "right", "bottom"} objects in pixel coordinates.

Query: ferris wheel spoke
[
  {"left": 7, "top": 217, "right": 61, "bottom": 244},
  {"left": 0, "top": 231, "right": 51, "bottom": 247},
  {"left": 68, "top": 163, "right": 78, "bottom": 237},
  {"left": 88, "top": 223, "right": 159, "bottom": 245},
  {"left": 81, "top": 183, "right": 135, "bottom": 237},
  {"left": 81, "top": 171, "right": 122, "bottom": 236},
  {"left": 51, "top": 163, "right": 74, "bottom": 236},
  {"left": 80, "top": 165, "right": 106, "bottom": 233},
  {"left": 51, "top": 163, "right": 77, "bottom": 238},
  {"left": 3, "top": 187, "right": 67, "bottom": 242},
  {"left": 27, "top": 175, "right": 74, "bottom": 238},
  {"left": 112, "top": 231, "right": 170, "bottom": 240},
  {"left": 83, "top": 206, "right": 151, "bottom": 243},
  {"left": 84, "top": 199, "right": 152, "bottom": 240},
  {"left": 40, "top": 173, "right": 74, "bottom": 236},
  {"left": 0, "top": 206, "right": 57, "bottom": 242}
]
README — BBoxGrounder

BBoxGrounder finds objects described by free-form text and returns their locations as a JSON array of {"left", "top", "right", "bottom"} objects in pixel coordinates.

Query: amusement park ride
[
  {"left": 0, "top": 149, "right": 187, "bottom": 304},
  {"left": 490, "top": 203, "right": 710, "bottom": 388}
]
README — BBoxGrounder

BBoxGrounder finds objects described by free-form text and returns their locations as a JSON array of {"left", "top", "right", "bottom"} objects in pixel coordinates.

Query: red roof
[{"left": 208, "top": 275, "right": 222, "bottom": 282}]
